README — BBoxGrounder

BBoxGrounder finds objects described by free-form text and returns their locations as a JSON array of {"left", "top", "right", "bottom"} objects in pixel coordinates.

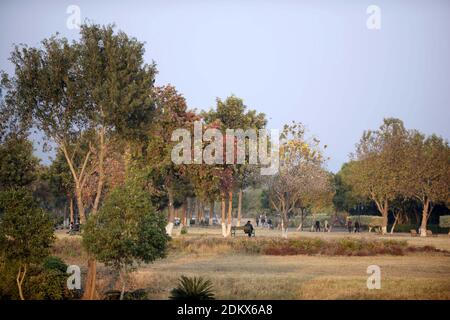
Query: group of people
[
  {"left": 347, "top": 219, "right": 361, "bottom": 233},
  {"left": 312, "top": 220, "right": 331, "bottom": 232},
  {"left": 256, "top": 215, "right": 273, "bottom": 228}
]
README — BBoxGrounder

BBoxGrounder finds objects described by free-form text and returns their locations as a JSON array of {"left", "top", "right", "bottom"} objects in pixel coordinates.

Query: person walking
[{"left": 347, "top": 219, "right": 353, "bottom": 233}]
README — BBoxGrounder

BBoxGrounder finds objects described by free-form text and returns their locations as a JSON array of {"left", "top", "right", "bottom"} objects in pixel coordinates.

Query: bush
[
  {"left": 170, "top": 276, "right": 215, "bottom": 300},
  {"left": 439, "top": 216, "right": 450, "bottom": 228},
  {"left": 180, "top": 226, "right": 188, "bottom": 235},
  {"left": 104, "top": 289, "right": 148, "bottom": 300},
  {"left": 43, "top": 256, "right": 67, "bottom": 273},
  {"left": 169, "top": 237, "right": 442, "bottom": 257}
]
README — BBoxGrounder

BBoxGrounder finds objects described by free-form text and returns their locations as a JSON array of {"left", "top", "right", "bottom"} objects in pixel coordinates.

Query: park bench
[{"left": 231, "top": 225, "right": 255, "bottom": 237}]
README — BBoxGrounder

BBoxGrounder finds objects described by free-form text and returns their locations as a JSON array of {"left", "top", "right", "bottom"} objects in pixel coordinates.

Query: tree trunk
[
  {"left": 16, "top": 264, "right": 27, "bottom": 300},
  {"left": 119, "top": 269, "right": 126, "bottom": 301},
  {"left": 181, "top": 202, "right": 187, "bottom": 227},
  {"left": 82, "top": 258, "right": 97, "bottom": 300},
  {"left": 281, "top": 214, "right": 288, "bottom": 238},
  {"left": 165, "top": 189, "right": 175, "bottom": 236},
  {"left": 82, "top": 129, "right": 106, "bottom": 300},
  {"left": 186, "top": 197, "right": 191, "bottom": 226},
  {"left": 209, "top": 200, "right": 214, "bottom": 226},
  {"left": 226, "top": 191, "right": 233, "bottom": 236},
  {"left": 69, "top": 194, "right": 74, "bottom": 225},
  {"left": 221, "top": 193, "right": 227, "bottom": 237},
  {"left": 390, "top": 212, "right": 400, "bottom": 234},
  {"left": 237, "top": 188, "right": 243, "bottom": 227},
  {"left": 420, "top": 198, "right": 431, "bottom": 237},
  {"left": 75, "top": 186, "right": 85, "bottom": 224}
]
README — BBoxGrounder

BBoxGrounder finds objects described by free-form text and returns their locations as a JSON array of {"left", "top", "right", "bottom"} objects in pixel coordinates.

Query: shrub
[
  {"left": 439, "top": 216, "right": 450, "bottom": 228},
  {"left": 170, "top": 276, "right": 215, "bottom": 300},
  {"left": 180, "top": 226, "right": 188, "bottom": 235},
  {"left": 43, "top": 256, "right": 68, "bottom": 273},
  {"left": 104, "top": 289, "right": 148, "bottom": 300}
]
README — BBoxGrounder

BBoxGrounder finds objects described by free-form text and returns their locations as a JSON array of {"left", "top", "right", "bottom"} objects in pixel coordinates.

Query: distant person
[
  {"left": 354, "top": 221, "right": 360, "bottom": 233},
  {"left": 256, "top": 216, "right": 260, "bottom": 227},
  {"left": 267, "top": 218, "right": 273, "bottom": 229},
  {"left": 261, "top": 216, "right": 266, "bottom": 228},
  {"left": 315, "top": 220, "right": 321, "bottom": 232},
  {"left": 347, "top": 220, "right": 353, "bottom": 233},
  {"left": 324, "top": 220, "right": 329, "bottom": 232},
  {"left": 244, "top": 220, "right": 254, "bottom": 238}
]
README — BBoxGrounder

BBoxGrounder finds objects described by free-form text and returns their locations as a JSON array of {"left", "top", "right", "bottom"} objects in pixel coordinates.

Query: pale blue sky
[{"left": 1, "top": 0, "right": 449, "bottom": 172}]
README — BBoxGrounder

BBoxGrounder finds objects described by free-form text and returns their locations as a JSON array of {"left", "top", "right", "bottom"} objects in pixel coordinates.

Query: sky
[{"left": 1, "top": 0, "right": 449, "bottom": 172}]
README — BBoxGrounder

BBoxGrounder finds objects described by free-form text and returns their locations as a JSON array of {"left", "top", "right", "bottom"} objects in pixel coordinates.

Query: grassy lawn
[{"left": 53, "top": 227, "right": 450, "bottom": 300}]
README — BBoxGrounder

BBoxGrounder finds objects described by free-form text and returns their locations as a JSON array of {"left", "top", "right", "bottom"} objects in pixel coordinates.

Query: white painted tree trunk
[
  {"left": 381, "top": 226, "right": 387, "bottom": 235},
  {"left": 420, "top": 227, "right": 427, "bottom": 237},
  {"left": 165, "top": 222, "right": 174, "bottom": 236},
  {"left": 226, "top": 223, "right": 232, "bottom": 237},
  {"left": 281, "top": 219, "right": 288, "bottom": 238},
  {"left": 221, "top": 222, "right": 227, "bottom": 237}
]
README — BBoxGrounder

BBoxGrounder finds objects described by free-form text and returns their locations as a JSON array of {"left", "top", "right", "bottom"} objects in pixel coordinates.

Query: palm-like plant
[{"left": 169, "top": 275, "right": 215, "bottom": 300}]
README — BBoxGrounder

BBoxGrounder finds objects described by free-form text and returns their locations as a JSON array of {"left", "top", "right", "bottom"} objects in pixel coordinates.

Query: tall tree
[
  {"left": 145, "top": 85, "right": 198, "bottom": 236},
  {"left": 2, "top": 23, "right": 157, "bottom": 299},
  {"left": 266, "top": 122, "right": 331, "bottom": 238},
  {"left": 402, "top": 132, "right": 450, "bottom": 236},
  {"left": 202, "top": 95, "right": 266, "bottom": 235},
  {"left": 344, "top": 118, "right": 408, "bottom": 234}
]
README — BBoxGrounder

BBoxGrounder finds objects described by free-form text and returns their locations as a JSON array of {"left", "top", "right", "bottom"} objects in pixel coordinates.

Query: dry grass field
[{"left": 53, "top": 227, "right": 450, "bottom": 300}]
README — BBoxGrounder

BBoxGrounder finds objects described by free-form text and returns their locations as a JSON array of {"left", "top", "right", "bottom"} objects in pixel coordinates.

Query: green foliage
[
  {"left": 180, "top": 226, "right": 188, "bottom": 235},
  {"left": 0, "top": 188, "right": 55, "bottom": 266},
  {"left": 83, "top": 183, "right": 169, "bottom": 271},
  {"left": 103, "top": 289, "right": 148, "bottom": 300},
  {"left": 170, "top": 276, "right": 215, "bottom": 300},
  {"left": 0, "top": 257, "right": 76, "bottom": 300},
  {"left": 0, "top": 137, "right": 39, "bottom": 190},
  {"left": 42, "top": 256, "right": 68, "bottom": 273},
  {"left": 439, "top": 215, "right": 450, "bottom": 228}
]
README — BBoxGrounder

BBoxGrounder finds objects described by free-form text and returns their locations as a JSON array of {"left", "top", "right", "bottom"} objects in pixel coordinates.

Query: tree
[
  {"left": 202, "top": 95, "right": 266, "bottom": 235},
  {"left": 0, "top": 136, "right": 39, "bottom": 191},
  {"left": 343, "top": 118, "right": 409, "bottom": 234},
  {"left": 82, "top": 182, "right": 169, "bottom": 300},
  {"left": 2, "top": 23, "right": 157, "bottom": 299},
  {"left": 402, "top": 132, "right": 450, "bottom": 236},
  {"left": 266, "top": 122, "right": 331, "bottom": 238},
  {"left": 144, "top": 85, "right": 198, "bottom": 236},
  {"left": 0, "top": 188, "right": 54, "bottom": 300}
]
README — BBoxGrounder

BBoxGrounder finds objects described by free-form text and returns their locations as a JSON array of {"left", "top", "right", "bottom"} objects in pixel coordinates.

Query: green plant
[
  {"left": 83, "top": 183, "right": 169, "bottom": 300},
  {"left": 43, "top": 256, "right": 68, "bottom": 273},
  {"left": 0, "top": 188, "right": 55, "bottom": 300},
  {"left": 170, "top": 276, "right": 215, "bottom": 300},
  {"left": 180, "top": 226, "right": 188, "bottom": 235}
]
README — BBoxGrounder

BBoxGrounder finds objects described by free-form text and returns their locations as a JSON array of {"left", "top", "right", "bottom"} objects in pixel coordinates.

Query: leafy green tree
[
  {"left": 402, "top": 132, "right": 450, "bottom": 236},
  {"left": 2, "top": 23, "right": 157, "bottom": 299},
  {"left": 82, "top": 183, "right": 169, "bottom": 300},
  {"left": 343, "top": 118, "right": 409, "bottom": 234},
  {"left": 144, "top": 85, "right": 198, "bottom": 235},
  {"left": 266, "top": 122, "right": 331, "bottom": 237},
  {"left": 202, "top": 95, "right": 266, "bottom": 235},
  {"left": 0, "top": 136, "right": 39, "bottom": 190},
  {"left": 0, "top": 188, "right": 54, "bottom": 300}
]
